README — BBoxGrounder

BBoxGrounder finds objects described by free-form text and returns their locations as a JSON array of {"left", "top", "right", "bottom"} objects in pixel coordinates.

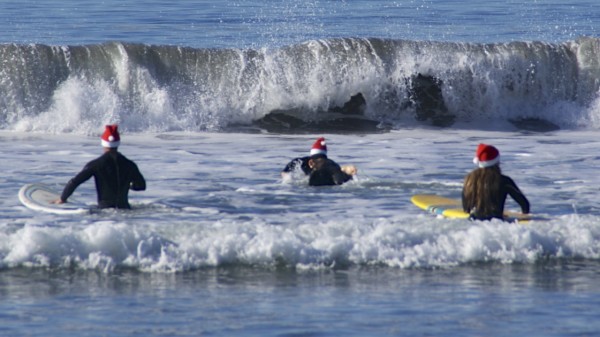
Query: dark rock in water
[
  {"left": 255, "top": 111, "right": 305, "bottom": 130},
  {"left": 430, "top": 114, "right": 456, "bottom": 127},
  {"left": 407, "top": 73, "right": 455, "bottom": 127},
  {"left": 253, "top": 92, "right": 388, "bottom": 133},
  {"left": 509, "top": 118, "right": 560, "bottom": 132},
  {"left": 330, "top": 93, "right": 366, "bottom": 115},
  {"left": 307, "top": 116, "right": 386, "bottom": 133},
  {"left": 254, "top": 112, "right": 388, "bottom": 134}
]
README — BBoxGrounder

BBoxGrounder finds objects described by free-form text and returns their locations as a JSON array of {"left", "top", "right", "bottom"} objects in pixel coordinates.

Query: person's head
[
  {"left": 464, "top": 143, "right": 502, "bottom": 215},
  {"left": 308, "top": 137, "right": 327, "bottom": 170},
  {"left": 101, "top": 124, "right": 120, "bottom": 151},
  {"left": 473, "top": 143, "right": 500, "bottom": 169}
]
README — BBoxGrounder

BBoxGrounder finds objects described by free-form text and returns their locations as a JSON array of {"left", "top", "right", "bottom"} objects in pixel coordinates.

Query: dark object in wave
[
  {"left": 254, "top": 93, "right": 389, "bottom": 134},
  {"left": 406, "top": 73, "right": 455, "bottom": 127},
  {"left": 329, "top": 93, "right": 367, "bottom": 115},
  {"left": 254, "top": 112, "right": 386, "bottom": 134},
  {"left": 509, "top": 118, "right": 560, "bottom": 132}
]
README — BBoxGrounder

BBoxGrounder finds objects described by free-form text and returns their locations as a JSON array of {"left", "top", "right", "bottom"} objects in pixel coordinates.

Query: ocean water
[{"left": 2, "top": 1, "right": 600, "bottom": 336}]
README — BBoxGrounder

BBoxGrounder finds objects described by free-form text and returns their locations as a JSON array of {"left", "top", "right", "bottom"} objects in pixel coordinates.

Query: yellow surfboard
[{"left": 410, "top": 194, "right": 533, "bottom": 222}]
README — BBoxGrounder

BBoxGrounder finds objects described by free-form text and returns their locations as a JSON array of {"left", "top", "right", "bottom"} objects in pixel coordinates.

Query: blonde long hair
[{"left": 463, "top": 165, "right": 502, "bottom": 216}]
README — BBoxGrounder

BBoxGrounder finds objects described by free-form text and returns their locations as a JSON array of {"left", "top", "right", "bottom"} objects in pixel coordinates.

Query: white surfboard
[{"left": 18, "top": 183, "right": 89, "bottom": 215}]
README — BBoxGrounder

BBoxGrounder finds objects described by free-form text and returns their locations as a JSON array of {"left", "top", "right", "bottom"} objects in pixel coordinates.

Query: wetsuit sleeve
[
  {"left": 60, "top": 163, "right": 95, "bottom": 202},
  {"left": 282, "top": 158, "right": 300, "bottom": 172},
  {"left": 504, "top": 176, "right": 530, "bottom": 214},
  {"left": 129, "top": 162, "right": 146, "bottom": 191},
  {"left": 332, "top": 170, "right": 352, "bottom": 185},
  {"left": 282, "top": 157, "right": 311, "bottom": 175},
  {"left": 308, "top": 159, "right": 352, "bottom": 186},
  {"left": 329, "top": 160, "right": 352, "bottom": 185}
]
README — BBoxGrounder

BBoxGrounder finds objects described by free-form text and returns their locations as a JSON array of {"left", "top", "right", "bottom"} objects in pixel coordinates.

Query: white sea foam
[
  {"left": 3, "top": 39, "right": 600, "bottom": 133},
  {"left": 2, "top": 129, "right": 600, "bottom": 272}
]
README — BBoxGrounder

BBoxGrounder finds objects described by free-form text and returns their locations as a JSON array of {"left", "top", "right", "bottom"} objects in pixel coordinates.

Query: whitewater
[
  {"left": 4, "top": 128, "right": 600, "bottom": 270},
  {"left": 2, "top": 1, "right": 600, "bottom": 336},
  {"left": 3, "top": 37, "right": 600, "bottom": 134}
]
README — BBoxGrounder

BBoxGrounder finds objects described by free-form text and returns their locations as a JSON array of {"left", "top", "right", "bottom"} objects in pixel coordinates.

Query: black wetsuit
[
  {"left": 282, "top": 155, "right": 352, "bottom": 186},
  {"left": 282, "top": 156, "right": 312, "bottom": 175},
  {"left": 462, "top": 175, "right": 529, "bottom": 221},
  {"left": 308, "top": 155, "right": 352, "bottom": 186},
  {"left": 61, "top": 151, "right": 146, "bottom": 209}
]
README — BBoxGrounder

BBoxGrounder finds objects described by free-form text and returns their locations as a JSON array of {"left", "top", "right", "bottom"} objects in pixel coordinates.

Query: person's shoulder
[
  {"left": 501, "top": 174, "right": 517, "bottom": 184},
  {"left": 283, "top": 156, "right": 309, "bottom": 172},
  {"left": 287, "top": 156, "right": 311, "bottom": 166},
  {"left": 324, "top": 157, "right": 341, "bottom": 167},
  {"left": 117, "top": 152, "right": 140, "bottom": 164},
  {"left": 86, "top": 153, "right": 110, "bottom": 166}
]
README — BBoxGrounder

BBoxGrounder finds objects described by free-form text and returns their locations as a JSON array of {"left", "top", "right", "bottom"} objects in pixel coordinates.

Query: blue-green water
[{"left": 2, "top": 1, "right": 600, "bottom": 336}]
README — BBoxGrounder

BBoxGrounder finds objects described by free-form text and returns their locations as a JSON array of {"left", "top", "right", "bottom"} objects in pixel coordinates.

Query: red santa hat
[
  {"left": 473, "top": 143, "right": 500, "bottom": 168},
  {"left": 310, "top": 137, "right": 327, "bottom": 156},
  {"left": 101, "top": 124, "right": 121, "bottom": 148}
]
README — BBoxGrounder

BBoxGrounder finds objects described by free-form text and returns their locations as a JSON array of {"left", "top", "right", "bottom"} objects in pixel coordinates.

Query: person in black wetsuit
[
  {"left": 462, "top": 143, "right": 530, "bottom": 221},
  {"left": 281, "top": 137, "right": 357, "bottom": 186},
  {"left": 54, "top": 125, "right": 146, "bottom": 209}
]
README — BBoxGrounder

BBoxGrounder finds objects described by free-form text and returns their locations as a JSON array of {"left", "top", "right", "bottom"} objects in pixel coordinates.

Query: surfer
[
  {"left": 462, "top": 143, "right": 529, "bottom": 221},
  {"left": 53, "top": 124, "right": 146, "bottom": 209},
  {"left": 281, "top": 137, "right": 357, "bottom": 186}
]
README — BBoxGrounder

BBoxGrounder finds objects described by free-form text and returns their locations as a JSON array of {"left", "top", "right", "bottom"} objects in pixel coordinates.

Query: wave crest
[{"left": 1, "top": 38, "right": 600, "bottom": 133}]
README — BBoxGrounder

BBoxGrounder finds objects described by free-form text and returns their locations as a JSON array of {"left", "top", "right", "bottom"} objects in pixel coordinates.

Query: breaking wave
[{"left": 2, "top": 37, "right": 600, "bottom": 134}]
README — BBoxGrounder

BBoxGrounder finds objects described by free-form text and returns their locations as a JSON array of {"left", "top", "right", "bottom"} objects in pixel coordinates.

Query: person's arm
[
  {"left": 504, "top": 176, "right": 530, "bottom": 214},
  {"left": 58, "top": 165, "right": 95, "bottom": 203},
  {"left": 328, "top": 160, "right": 352, "bottom": 185},
  {"left": 282, "top": 159, "right": 297, "bottom": 173},
  {"left": 332, "top": 170, "right": 352, "bottom": 185},
  {"left": 281, "top": 158, "right": 297, "bottom": 179},
  {"left": 281, "top": 157, "right": 310, "bottom": 178},
  {"left": 130, "top": 163, "right": 146, "bottom": 191}
]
